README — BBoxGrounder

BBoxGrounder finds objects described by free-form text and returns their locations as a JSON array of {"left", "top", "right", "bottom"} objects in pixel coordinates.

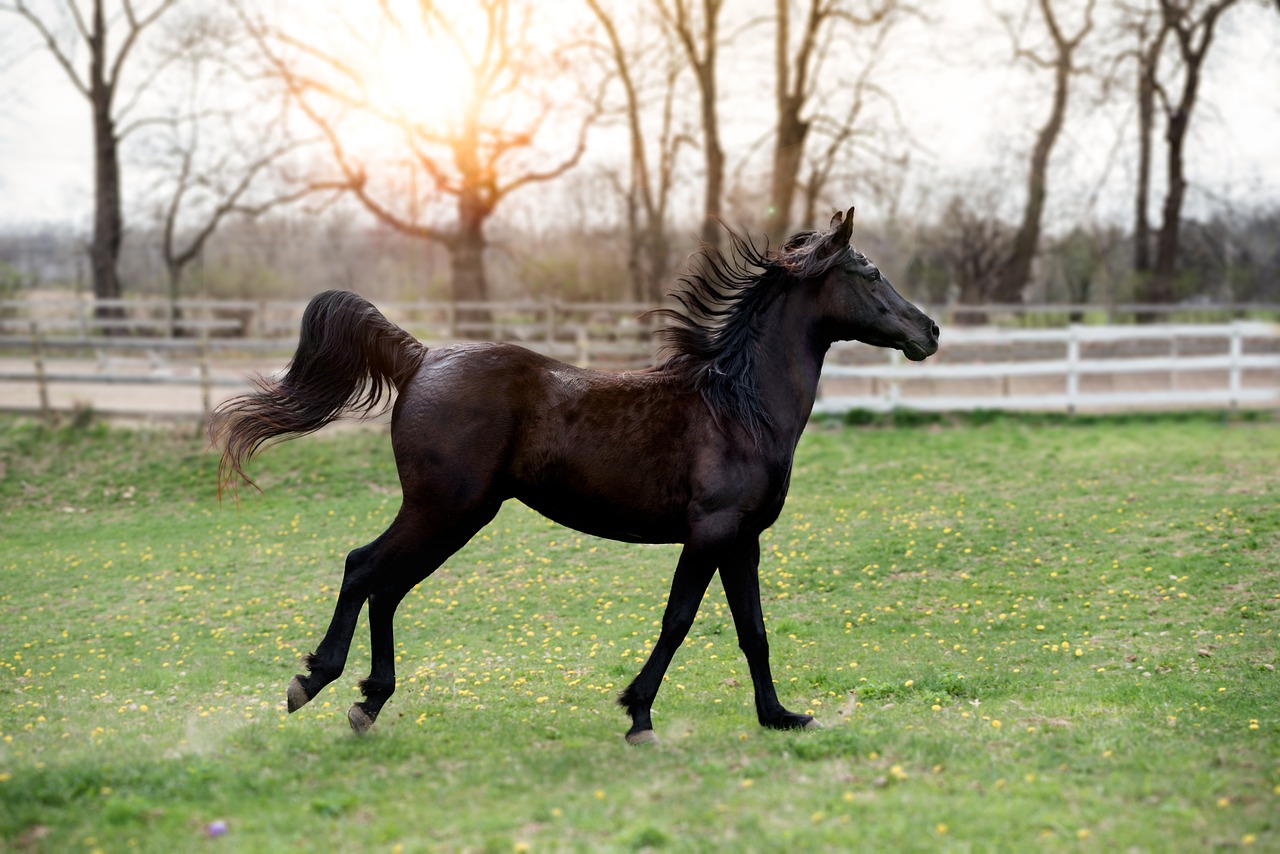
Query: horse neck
[{"left": 752, "top": 286, "right": 828, "bottom": 449}]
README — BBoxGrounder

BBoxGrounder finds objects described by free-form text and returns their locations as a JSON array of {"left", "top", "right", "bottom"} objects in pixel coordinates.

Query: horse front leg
[
  {"left": 720, "top": 537, "right": 819, "bottom": 731},
  {"left": 618, "top": 544, "right": 718, "bottom": 744}
]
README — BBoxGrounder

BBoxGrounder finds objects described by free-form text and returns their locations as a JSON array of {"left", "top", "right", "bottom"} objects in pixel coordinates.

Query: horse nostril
[{"left": 930, "top": 322, "right": 940, "bottom": 339}]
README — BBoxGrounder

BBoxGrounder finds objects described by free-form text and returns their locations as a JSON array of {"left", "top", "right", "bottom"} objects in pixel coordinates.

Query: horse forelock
[{"left": 651, "top": 222, "right": 850, "bottom": 442}]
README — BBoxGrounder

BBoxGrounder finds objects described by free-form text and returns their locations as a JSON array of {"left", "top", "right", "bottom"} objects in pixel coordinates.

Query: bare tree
[
  {"left": 794, "top": 16, "right": 910, "bottom": 231},
  {"left": 766, "top": 0, "right": 909, "bottom": 243},
  {"left": 585, "top": 0, "right": 689, "bottom": 302},
  {"left": 902, "top": 189, "right": 1014, "bottom": 324},
  {"left": 938, "top": 194, "right": 1014, "bottom": 309},
  {"left": 1, "top": 0, "right": 181, "bottom": 316},
  {"left": 1141, "top": 0, "right": 1243, "bottom": 310},
  {"left": 1120, "top": 3, "right": 1168, "bottom": 278},
  {"left": 243, "top": 0, "right": 600, "bottom": 313},
  {"left": 1044, "top": 224, "right": 1123, "bottom": 319},
  {"left": 990, "top": 0, "right": 1097, "bottom": 305},
  {"left": 655, "top": 0, "right": 725, "bottom": 248},
  {"left": 139, "top": 10, "right": 316, "bottom": 332}
]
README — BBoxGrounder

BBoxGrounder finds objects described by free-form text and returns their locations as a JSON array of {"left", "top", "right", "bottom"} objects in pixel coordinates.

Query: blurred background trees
[
  {"left": 1, "top": 0, "right": 180, "bottom": 316},
  {"left": 1, "top": 0, "right": 1277, "bottom": 314}
]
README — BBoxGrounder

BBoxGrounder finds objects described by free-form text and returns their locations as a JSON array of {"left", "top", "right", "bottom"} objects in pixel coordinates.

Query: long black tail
[{"left": 210, "top": 290, "right": 424, "bottom": 491}]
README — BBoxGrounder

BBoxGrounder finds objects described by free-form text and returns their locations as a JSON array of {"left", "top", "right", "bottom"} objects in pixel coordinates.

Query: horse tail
[{"left": 210, "top": 290, "right": 425, "bottom": 492}]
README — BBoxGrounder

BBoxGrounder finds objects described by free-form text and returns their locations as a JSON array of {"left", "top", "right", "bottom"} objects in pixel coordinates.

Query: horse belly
[{"left": 511, "top": 450, "right": 691, "bottom": 545}]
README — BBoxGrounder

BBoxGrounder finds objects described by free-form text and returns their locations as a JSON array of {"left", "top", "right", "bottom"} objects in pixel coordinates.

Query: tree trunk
[
  {"left": 1144, "top": 0, "right": 1238, "bottom": 320},
  {"left": 765, "top": 0, "right": 806, "bottom": 246},
  {"left": 699, "top": 92, "right": 724, "bottom": 248},
  {"left": 450, "top": 192, "right": 490, "bottom": 332},
  {"left": 1133, "top": 35, "right": 1156, "bottom": 276},
  {"left": 624, "top": 190, "right": 645, "bottom": 303},
  {"left": 767, "top": 101, "right": 807, "bottom": 245},
  {"left": 993, "top": 54, "right": 1071, "bottom": 304},
  {"left": 166, "top": 265, "right": 185, "bottom": 337},
  {"left": 1150, "top": 109, "right": 1189, "bottom": 307},
  {"left": 644, "top": 224, "right": 671, "bottom": 304},
  {"left": 89, "top": 0, "right": 123, "bottom": 325},
  {"left": 957, "top": 277, "right": 989, "bottom": 326},
  {"left": 1132, "top": 20, "right": 1164, "bottom": 322}
]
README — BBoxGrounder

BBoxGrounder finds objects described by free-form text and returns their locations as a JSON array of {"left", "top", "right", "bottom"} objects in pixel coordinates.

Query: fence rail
[
  {"left": 4, "top": 295, "right": 1279, "bottom": 338},
  {"left": 817, "top": 322, "right": 1280, "bottom": 414},
  {"left": 1, "top": 296, "right": 1277, "bottom": 421}
]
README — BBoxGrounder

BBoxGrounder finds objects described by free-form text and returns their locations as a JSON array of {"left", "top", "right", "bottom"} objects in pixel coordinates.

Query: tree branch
[
  {"left": 107, "top": 0, "right": 179, "bottom": 89},
  {"left": 1, "top": 0, "right": 91, "bottom": 97}
]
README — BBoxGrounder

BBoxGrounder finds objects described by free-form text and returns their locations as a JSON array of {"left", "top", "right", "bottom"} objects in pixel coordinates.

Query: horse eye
[{"left": 866, "top": 270, "right": 881, "bottom": 282}]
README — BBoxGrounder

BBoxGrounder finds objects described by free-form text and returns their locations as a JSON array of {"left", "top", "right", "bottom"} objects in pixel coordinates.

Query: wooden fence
[{"left": 1, "top": 296, "right": 1278, "bottom": 421}]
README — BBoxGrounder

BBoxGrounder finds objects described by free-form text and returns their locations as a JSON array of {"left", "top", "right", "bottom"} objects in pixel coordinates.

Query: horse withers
[{"left": 211, "top": 208, "right": 939, "bottom": 743}]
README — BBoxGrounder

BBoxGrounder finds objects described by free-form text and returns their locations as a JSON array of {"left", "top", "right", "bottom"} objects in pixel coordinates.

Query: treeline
[
  {"left": 5, "top": 200, "right": 1277, "bottom": 312},
  {"left": 1, "top": 0, "right": 1277, "bottom": 313}
]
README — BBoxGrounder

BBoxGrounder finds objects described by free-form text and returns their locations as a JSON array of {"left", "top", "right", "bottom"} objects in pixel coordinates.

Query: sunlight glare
[{"left": 365, "top": 15, "right": 473, "bottom": 131}]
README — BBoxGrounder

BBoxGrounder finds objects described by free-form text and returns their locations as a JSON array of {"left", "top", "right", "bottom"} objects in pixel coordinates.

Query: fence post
[
  {"left": 887, "top": 349, "right": 901, "bottom": 410},
  {"left": 199, "top": 325, "right": 212, "bottom": 423},
  {"left": 545, "top": 297, "right": 557, "bottom": 344},
  {"left": 1066, "top": 324, "right": 1080, "bottom": 414},
  {"left": 1228, "top": 322, "right": 1243, "bottom": 408},
  {"left": 30, "top": 321, "right": 51, "bottom": 424}
]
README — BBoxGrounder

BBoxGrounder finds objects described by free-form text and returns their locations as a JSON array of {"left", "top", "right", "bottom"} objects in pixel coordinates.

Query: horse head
[{"left": 784, "top": 207, "right": 939, "bottom": 361}]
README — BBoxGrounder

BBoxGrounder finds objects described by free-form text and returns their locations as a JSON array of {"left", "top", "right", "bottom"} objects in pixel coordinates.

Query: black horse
[{"left": 211, "top": 208, "right": 939, "bottom": 743}]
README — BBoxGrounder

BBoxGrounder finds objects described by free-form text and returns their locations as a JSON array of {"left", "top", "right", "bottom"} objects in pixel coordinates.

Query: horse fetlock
[
  {"left": 616, "top": 683, "right": 651, "bottom": 714},
  {"left": 358, "top": 676, "right": 396, "bottom": 700}
]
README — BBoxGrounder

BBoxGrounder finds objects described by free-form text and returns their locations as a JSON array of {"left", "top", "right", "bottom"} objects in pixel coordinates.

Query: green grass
[{"left": 1, "top": 413, "right": 1277, "bottom": 852}]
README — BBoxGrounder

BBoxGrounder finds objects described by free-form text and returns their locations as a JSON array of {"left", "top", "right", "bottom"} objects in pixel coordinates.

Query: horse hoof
[
  {"left": 625, "top": 729, "right": 659, "bottom": 746},
  {"left": 286, "top": 676, "right": 310, "bottom": 713},
  {"left": 347, "top": 704, "right": 375, "bottom": 735},
  {"left": 804, "top": 717, "right": 823, "bottom": 730}
]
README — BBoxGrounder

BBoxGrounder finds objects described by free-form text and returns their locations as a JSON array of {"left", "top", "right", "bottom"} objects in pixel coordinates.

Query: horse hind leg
[
  {"left": 287, "top": 538, "right": 383, "bottom": 713},
  {"left": 345, "top": 581, "right": 410, "bottom": 733},
  {"left": 345, "top": 502, "right": 501, "bottom": 734},
  {"left": 285, "top": 503, "right": 456, "bottom": 715}
]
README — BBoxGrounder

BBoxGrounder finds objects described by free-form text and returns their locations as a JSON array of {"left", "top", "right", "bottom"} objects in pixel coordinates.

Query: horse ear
[
  {"left": 839, "top": 206, "right": 855, "bottom": 240},
  {"left": 825, "top": 206, "right": 854, "bottom": 252}
]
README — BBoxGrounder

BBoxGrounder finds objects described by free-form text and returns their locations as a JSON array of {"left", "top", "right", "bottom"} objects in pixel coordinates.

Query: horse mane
[{"left": 649, "top": 222, "right": 852, "bottom": 442}]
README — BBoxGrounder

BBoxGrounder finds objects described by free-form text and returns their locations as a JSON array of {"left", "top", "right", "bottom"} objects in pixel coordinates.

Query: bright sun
[{"left": 364, "top": 17, "right": 474, "bottom": 131}]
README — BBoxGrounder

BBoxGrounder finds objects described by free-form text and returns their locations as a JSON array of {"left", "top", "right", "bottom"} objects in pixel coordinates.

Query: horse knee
[
  {"left": 339, "top": 546, "right": 376, "bottom": 595},
  {"left": 661, "top": 605, "right": 698, "bottom": 637},
  {"left": 738, "top": 629, "right": 768, "bottom": 658}
]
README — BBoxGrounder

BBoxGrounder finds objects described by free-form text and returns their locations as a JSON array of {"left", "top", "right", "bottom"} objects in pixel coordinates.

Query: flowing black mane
[{"left": 650, "top": 223, "right": 853, "bottom": 441}]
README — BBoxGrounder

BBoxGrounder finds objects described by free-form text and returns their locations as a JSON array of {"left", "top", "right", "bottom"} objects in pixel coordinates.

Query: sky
[{"left": 0, "top": 1, "right": 1277, "bottom": 232}]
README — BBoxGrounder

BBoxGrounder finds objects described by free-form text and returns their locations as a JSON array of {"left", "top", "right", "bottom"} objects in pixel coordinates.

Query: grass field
[{"left": 1, "top": 412, "right": 1277, "bottom": 852}]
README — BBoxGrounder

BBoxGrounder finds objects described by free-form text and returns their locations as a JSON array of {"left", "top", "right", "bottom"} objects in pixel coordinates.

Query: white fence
[
  {"left": 817, "top": 322, "right": 1280, "bottom": 414},
  {"left": 0, "top": 295, "right": 1277, "bottom": 420}
]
